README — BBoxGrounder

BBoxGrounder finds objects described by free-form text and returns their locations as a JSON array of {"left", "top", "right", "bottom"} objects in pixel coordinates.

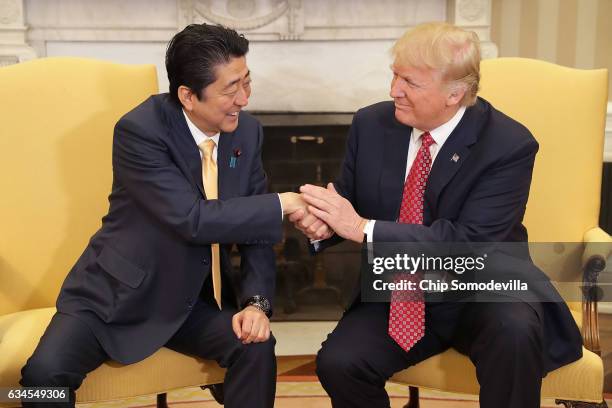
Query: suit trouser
[
  {"left": 20, "top": 298, "right": 276, "bottom": 408},
  {"left": 316, "top": 299, "right": 544, "bottom": 408}
]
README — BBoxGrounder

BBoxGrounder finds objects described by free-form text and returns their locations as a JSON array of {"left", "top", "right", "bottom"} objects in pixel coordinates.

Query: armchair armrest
[
  {"left": 582, "top": 227, "right": 612, "bottom": 273},
  {"left": 580, "top": 227, "right": 612, "bottom": 355}
]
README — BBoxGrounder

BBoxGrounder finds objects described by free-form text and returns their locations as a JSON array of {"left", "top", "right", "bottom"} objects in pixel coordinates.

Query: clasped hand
[{"left": 280, "top": 184, "right": 366, "bottom": 243}]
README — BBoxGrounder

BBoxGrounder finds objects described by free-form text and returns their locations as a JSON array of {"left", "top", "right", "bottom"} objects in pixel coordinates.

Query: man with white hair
[{"left": 291, "top": 22, "right": 582, "bottom": 407}]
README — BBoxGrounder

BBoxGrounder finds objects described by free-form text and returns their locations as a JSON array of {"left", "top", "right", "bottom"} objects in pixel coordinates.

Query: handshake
[{"left": 278, "top": 183, "right": 368, "bottom": 244}]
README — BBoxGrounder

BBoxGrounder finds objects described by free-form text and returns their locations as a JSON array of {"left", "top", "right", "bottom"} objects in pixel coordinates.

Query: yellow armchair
[
  {"left": 390, "top": 58, "right": 610, "bottom": 407},
  {"left": 0, "top": 57, "right": 227, "bottom": 407}
]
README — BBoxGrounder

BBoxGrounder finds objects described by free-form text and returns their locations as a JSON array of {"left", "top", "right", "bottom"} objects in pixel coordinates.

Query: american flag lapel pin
[{"left": 451, "top": 153, "right": 460, "bottom": 163}]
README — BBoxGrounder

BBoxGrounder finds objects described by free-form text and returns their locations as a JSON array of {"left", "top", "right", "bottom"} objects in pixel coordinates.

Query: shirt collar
[
  {"left": 411, "top": 106, "right": 467, "bottom": 147},
  {"left": 182, "top": 109, "right": 220, "bottom": 147}
]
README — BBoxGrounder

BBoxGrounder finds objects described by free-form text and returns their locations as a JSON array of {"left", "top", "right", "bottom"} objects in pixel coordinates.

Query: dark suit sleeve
[
  {"left": 374, "top": 137, "right": 538, "bottom": 243},
  {"left": 334, "top": 114, "right": 358, "bottom": 204},
  {"left": 237, "top": 123, "right": 277, "bottom": 306},
  {"left": 113, "top": 117, "right": 283, "bottom": 245}
]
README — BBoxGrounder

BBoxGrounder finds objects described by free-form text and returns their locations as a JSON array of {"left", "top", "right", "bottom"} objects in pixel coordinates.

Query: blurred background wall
[{"left": 491, "top": 0, "right": 611, "bottom": 101}]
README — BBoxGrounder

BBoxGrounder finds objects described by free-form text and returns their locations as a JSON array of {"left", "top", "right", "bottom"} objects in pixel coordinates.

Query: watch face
[{"left": 250, "top": 296, "right": 271, "bottom": 315}]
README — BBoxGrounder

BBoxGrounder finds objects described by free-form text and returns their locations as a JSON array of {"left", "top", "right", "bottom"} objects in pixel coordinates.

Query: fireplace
[{"left": 253, "top": 113, "right": 363, "bottom": 321}]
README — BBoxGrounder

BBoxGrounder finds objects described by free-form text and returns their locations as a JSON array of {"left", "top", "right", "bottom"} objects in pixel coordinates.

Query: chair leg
[
  {"left": 156, "top": 393, "right": 168, "bottom": 408},
  {"left": 403, "top": 386, "right": 420, "bottom": 408},
  {"left": 201, "top": 383, "right": 225, "bottom": 404},
  {"left": 555, "top": 399, "right": 608, "bottom": 407}
]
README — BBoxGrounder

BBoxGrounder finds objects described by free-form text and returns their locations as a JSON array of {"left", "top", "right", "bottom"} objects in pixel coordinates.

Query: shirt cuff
[
  {"left": 277, "top": 193, "right": 284, "bottom": 220},
  {"left": 364, "top": 219, "right": 375, "bottom": 243},
  {"left": 310, "top": 239, "right": 321, "bottom": 252}
]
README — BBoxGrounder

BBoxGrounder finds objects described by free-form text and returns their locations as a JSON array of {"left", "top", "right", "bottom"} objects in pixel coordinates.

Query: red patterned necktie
[{"left": 388, "top": 132, "right": 435, "bottom": 352}]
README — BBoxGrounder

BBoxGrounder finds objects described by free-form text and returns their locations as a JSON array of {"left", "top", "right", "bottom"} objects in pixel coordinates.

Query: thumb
[
  {"left": 232, "top": 312, "right": 242, "bottom": 339},
  {"left": 327, "top": 182, "right": 337, "bottom": 193}
]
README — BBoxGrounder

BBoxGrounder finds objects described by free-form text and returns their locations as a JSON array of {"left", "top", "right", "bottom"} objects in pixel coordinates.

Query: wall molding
[
  {"left": 20, "top": 0, "right": 496, "bottom": 43},
  {"left": 0, "top": 0, "right": 36, "bottom": 62}
]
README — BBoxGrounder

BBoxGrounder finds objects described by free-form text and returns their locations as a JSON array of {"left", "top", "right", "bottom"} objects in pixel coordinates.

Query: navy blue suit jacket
[
  {"left": 57, "top": 94, "right": 282, "bottom": 364},
  {"left": 316, "top": 98, "right": 582, "bottom": 373}
]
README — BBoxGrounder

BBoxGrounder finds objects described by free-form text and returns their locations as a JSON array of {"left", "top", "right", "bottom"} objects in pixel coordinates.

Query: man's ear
[
  {"left": 178, "top": 86, "right": 194, "bottom": 111},
  {"left": 446, "top": 82, "right": 467, "bottom": 107}
]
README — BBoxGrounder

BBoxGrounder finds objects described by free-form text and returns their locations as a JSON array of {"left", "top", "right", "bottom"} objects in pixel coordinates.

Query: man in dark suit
[
  {"left": 21, "top": 24, "right": 305, "bottom": 408},
  {"left": 291, "top": 22, "right": 583, "bottom": 407}
]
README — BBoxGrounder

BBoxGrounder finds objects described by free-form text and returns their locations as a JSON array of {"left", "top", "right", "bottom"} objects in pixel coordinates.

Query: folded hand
[{"left": 232, "top": 306, "right": 270, "bottom": 344}]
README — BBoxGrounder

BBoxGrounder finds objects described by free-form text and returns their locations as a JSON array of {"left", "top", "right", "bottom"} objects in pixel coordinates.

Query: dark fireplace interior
[{"left": 255, "top": 113, "right": 362, "bottom": 321}]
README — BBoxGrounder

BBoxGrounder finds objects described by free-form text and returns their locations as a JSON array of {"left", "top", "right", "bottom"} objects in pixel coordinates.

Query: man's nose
[
  {"left": 235, "top": 86, "right": 249, "bottom": 107},
  {"left": 390, "top": 80, "right": 404, "bottom": 99}
]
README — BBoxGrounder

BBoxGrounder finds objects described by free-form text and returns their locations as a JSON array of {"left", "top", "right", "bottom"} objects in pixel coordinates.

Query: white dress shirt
[{"left": 183, "top": 110, "right": 220, "bottom": 161}]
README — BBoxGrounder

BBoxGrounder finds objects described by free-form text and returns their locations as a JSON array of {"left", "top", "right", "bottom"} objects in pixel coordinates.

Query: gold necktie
[{"left": 198, "top": 139, "right": 222, "bottom": 309}]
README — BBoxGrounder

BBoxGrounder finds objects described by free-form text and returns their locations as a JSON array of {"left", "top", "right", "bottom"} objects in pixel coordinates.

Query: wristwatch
[{"left": 243, "top": 295, "right": 272, "bottom": 317}]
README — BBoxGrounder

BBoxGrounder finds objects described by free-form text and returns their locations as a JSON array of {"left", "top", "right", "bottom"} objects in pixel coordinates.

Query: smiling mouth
[
  {"left": 394, "top": 104, "right": 411, "bottom": 111},
  {"left": 228, "top": 111, "right": 240, "bottom": 117}
]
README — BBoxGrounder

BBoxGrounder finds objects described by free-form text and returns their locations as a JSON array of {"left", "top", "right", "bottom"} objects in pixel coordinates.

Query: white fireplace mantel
[
  {"left": 12, "top": 0, "right": 496, "bottom": 112},
  {"left": 0, "top": 0, "right": 36, "bottom": 65}
]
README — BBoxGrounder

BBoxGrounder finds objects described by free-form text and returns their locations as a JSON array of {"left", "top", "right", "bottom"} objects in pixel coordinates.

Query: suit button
[
  {"left": 186, "top": 299, "right": 193, "bottom": 310},
  {"left": 203, "top": 258, "right": 209, "bottom": 265}
]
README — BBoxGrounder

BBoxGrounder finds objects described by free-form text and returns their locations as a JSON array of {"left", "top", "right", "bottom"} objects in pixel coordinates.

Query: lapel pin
[
  {"left": 229, "top": 148, "right": 241, "bottom": 168},
  {"left": 451, "top": 153, "right": 460, "bottom": 163}
]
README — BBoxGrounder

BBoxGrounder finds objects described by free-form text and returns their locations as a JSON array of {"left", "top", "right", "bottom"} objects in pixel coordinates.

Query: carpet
[{"left": 78, "top": 381, "right": 593, "bottom": 407}]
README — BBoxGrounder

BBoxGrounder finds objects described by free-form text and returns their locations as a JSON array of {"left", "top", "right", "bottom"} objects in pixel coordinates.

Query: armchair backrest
[
  {"left": 0, "top": 57, "right": 158, "bottom": 316},
  {"left": 479, "top": 58, "right": 608, "bottom": 310},
  {"left": 480, "top": 58, "right": 608, "bottom": 242}
]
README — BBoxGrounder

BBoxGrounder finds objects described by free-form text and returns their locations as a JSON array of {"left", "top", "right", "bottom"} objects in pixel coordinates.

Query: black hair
[{"left": 165, "top": 24, "right": 249, "bottom": 105}]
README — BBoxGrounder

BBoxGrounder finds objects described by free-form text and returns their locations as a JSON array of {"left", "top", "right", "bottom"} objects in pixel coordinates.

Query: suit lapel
[
  {"left": 217, "top": 130, "right": 240, "bottom": 200},
  {"left": 164, "top": 97, "right": 206, "bottom": 197},
  {"left": 424, "top": 99, "right": 489, "bottom": 221},
  {"left": 380, "top": 122, "right": 412, "bottom": 221}
]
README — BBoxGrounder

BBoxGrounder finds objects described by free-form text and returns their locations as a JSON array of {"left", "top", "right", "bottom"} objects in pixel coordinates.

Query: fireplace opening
[{"left": 256, "top": 112, "right": 362, "bottom": 321}]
